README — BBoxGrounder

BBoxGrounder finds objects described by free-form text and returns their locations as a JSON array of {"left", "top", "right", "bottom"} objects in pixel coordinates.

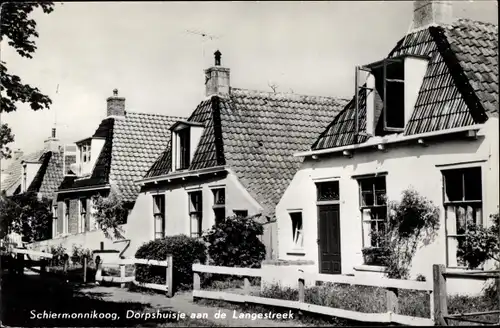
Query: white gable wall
[{"left": 276, "top": 118, "right": 498, "bottom": 295}]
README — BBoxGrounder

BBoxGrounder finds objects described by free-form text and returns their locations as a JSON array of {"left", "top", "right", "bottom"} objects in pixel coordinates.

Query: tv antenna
[{"left": 186, "top": 29, "right": 222, "bottom": 64}]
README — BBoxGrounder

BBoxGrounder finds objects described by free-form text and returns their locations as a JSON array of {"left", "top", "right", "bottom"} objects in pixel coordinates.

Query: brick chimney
[
  {"left": 204, "top": 50, "right": 230, "bottom": 97},
  {"left": 44, "top": 127, "right": 60, "bottom": 152},
  {"left": 106, "top": 89, "right": 126, "bottom": 117},
  {"left": 412, "top": 0, "right": 453, "bottom": 31}
]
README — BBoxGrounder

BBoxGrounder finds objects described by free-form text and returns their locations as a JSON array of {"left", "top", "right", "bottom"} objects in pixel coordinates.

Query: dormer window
[
  {"left": 170, "top": 120, "right": 205, "bottom": 172},
  {"left": 76, "top": 138, "right": 93, "bottom": 176},
  {"left": 178, "top": 128, "right": 191, "bottom": 170},
  {"left": 356, "top": 54, "right": 428, "bottom": 136},
  {"left": 81, "top": 143, "right": 91, "bottom": 163}
]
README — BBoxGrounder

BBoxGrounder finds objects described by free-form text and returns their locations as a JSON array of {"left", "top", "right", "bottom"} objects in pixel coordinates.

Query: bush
[
  {"left": 203, "top": 215, "right": 266, "bottom": 268},
  {"left": 71, "top": 244, "right": 94, "bottom": 266},
  {"left": 361, "top": 247, "right": 389, "bottom": 266},
  {"left": 134, "top": 235, "right": 206, "bottom": 291},
  {"left": 50, "top": 244, "right": 67, "bottom": 266}
]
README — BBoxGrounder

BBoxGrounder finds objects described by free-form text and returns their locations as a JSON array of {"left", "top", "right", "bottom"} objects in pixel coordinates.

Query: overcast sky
[{"left": 1, "top": 1, "right": 497, "bottom": 155}]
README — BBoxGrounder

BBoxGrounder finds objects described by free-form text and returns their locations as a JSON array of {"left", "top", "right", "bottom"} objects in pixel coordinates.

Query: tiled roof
[
  {"left": 59, "top": 112, "right": 184, "bottom": 203},
  {"left": 312, "top": 19, "right": 498, "bottom": 150},
  {"left": 1, "top": 149, "right": 45, "bottom": 195},
  {"left": 26, "top": 151, "right": 52, "bottom": 194},
  {"left": 145, "top": 89, "right": 348, "bottom": 217}
]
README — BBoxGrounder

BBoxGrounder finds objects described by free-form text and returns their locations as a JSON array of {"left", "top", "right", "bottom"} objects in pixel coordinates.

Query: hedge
[{"left": 134, "top": 235, "right": 207, "bottom": 291}]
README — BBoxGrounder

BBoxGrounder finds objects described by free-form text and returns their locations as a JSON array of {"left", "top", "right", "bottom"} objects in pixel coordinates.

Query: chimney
[
  {"left": 13, "top": 149, "right": 23, "bottom": 161},
  {"left": 44, "top": 127, "right": 60, "bottom": 152},
  {"left": 106, "top": 89, "right": 126, "bottom": 117},
  {"left": 204, "top": 50, "right": 230, "bottom": 97},
  {"left": 412, "top": 0, "right": 453, "bottom": 31}
]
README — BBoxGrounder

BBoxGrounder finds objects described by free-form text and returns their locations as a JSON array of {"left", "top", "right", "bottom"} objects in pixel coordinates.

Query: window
[
  {"left": 80, "top": 143, "right": 91, "bottom": 163},
  {"left": 316, "top": 181, "right": 340, "bottom": 202},
  {"left": 153, "top": 194, "right": 166, "bottom": 240},
  {"left": 52, "top": 205, "right": 58, "bottom": 237},
  {"left": 178, "top": 129, "right": 190, "bottom": 170},
  {"left": 358, "top": 176, "right": 387, "bottom": 248},
  {"left": 79, "top": 198, "right": 87, "bottom": 233},
  {"left": 64, "top": 199, "right": 70, "bottom": 234},
  {"left": 442, "top": 167, "right": 483, "bottom": 268},
  {"left": 233, "top": 210, "right": 248, "bottom": 218},
  {"left": 290, "top": 212, "right": 304, "bottom": 249},
  {"left": 212, "top": 188, "right": 225, "bottom": 224},
  {"left": 189, "top": 191, "right": 202, "bottom": 238}
]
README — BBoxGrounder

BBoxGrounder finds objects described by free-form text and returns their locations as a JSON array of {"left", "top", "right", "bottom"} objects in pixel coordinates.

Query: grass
[{"left": 198, "top": 281, "right": 499, "bottom": 326}]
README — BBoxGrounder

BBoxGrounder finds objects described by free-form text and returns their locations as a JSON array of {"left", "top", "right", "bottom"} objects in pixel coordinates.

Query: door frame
[{"left": 317, "top": 203, "right": 342, "bottom": 274}]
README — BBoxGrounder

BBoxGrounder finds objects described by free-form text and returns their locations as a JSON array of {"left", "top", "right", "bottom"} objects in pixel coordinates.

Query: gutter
[
  {"left": 136, "top": 165, "right": 227, "bottom": 185},
  {"left": 295, "top": 124, "right": 485, "bottom": 158},
  {"left": 56, "top": 184, "right": 111, "bottom": 195}
]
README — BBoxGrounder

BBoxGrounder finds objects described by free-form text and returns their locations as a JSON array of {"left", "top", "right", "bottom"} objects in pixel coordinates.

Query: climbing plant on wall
[{"left": 91, "top": 185, "right": 127, "bottom": 239}]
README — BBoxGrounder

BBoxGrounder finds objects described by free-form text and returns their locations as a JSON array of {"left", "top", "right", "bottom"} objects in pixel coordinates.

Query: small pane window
[
  {"left": 153, "top": 194, "right": 166, "bottom": 240},
  {"left": 189, "top": 191, "right": 202, "bottom": 238},
  {"left": 233, "top": 210, "right": 248, "bottom": 218},
  {"left": 290, "top": 212, "right": 304, "bottom": 249},
  {"left": 358, "top": 176, "right": 387, "bottom": 250},
  {"left": 316, "top": 181, "right": 340, "bottom": 202}
]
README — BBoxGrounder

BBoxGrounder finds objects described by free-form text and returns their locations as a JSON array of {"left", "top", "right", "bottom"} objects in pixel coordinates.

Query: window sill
[
  {"left": 354, "top": 264, "right": 387, "bottom": 273},
  {"left": 446, "top": 267, "right": 484, "bottom": 273},
  {"left": 287, "top": 250, "right": 305, "bottom": 256}
]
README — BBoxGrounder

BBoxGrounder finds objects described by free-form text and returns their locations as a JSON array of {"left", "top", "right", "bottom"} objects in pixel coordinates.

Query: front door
[{"left": 318, "top": 204, "right": 341, "bottom": 274}]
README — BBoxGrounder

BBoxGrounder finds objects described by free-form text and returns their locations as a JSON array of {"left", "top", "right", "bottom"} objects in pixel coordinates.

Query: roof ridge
[
  {"left": 125, "top": 110, "right": 187, "bottom": 120},
  {"left": 230, "top": 87, "right": 350, "bottom": 102}
]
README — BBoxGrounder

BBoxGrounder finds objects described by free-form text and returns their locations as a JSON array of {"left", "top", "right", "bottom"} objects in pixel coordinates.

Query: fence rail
[
  {"left": 434, "top": 265, "right": 500, "bottom": 326},
  {"left": 192, "top": 263, "right": 434, "bottom": 326},
  {"left": 95, "top": 255, "right": 173, "bottom": 297}
]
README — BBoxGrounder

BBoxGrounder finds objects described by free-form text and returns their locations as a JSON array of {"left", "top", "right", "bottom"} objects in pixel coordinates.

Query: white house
[{"left": 275, "top": 0, "right": 498, "bottom": 295}]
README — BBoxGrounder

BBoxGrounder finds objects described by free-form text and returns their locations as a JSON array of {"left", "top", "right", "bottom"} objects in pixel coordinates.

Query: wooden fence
[
  {"left": 1, "top": 247, "right": 53, "bottom": 275},
  {"left": 95, "top": 255, "right": 174, "bottom": 297},
  {"left": 433, "top": 265, "right": 500, "bottom": 326},
  {"left": 192, "top": 263, "right": 435, "bottom": 326}
]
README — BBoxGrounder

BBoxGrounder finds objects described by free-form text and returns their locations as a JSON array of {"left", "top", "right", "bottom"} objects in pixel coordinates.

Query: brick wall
[{"left": 68, "top": 199, "right": 79, "bottom": 234}]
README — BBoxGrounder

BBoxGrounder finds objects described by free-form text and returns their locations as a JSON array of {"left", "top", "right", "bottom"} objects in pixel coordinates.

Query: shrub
[
  {"left": 70, "top": 244, "right": 94, "bottom": 266},
  {"left": 203, "top": 215, "right": 266, "bottom": 268},
  {"left": 91, "top": 185, "right": 128, "bottom": 239},
  {"left": 50, "top": 244, "right": 67, "bottom": 266},
  {"left": 135, "top": 235, "right": 206, "bottom": 291},
  {"left": 361, "top": 247, "right": 389, "bottom": 266}
]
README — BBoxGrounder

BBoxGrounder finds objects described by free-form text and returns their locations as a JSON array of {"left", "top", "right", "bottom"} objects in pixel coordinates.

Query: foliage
[
  {"left": 0, "top": 2, "right": 55, "bottom": 157},
  {"left": 370, "top": 188, "right": 440, "bottom": 279},
  {"left": 135, "top": 235, "right": 207, "bottom": 290},
  {"left": 203, "top": 215, "right": 266, "bottom": 268},
  {"left": 0, "top": 192, "right": 52, "bottom": 242},
  {"left": 361, "top": 247, "right": 389, "bottom": 266},
  {"left": 50, "top": 244, "right": 67, "bottom": 266},
  {"left": 91, "top": 186, "right": 128, "bottom": 239},
  {"left": 457, "top": 210, "right": 499, "bottom": 269},
  {"left": 71, "top": 244, "right": 94, "bottom": 266}
]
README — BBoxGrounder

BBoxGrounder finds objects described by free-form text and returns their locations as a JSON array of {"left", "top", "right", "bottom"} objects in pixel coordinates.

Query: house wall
[
  {"left": 124, "top": 171, "right": 263, "bottom": 258},
  {"left": 276, "top": 119, "right": 499, "bottom": 295}
]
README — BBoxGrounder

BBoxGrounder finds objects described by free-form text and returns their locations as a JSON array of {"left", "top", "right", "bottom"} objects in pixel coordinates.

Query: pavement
[{"left": 80, "top": 284, "right": 308, "bottom": 327}]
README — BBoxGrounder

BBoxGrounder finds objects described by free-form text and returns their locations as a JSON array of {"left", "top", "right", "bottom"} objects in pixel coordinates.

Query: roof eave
[
  {"left": 57, "top": 184, "right": 110, "bottom": 195},
  {"left": 296, "top": 124, "right": 485, "bottom": 158},
  {"left": 137, "top": 165, "right": 227, "bottom": 185}
]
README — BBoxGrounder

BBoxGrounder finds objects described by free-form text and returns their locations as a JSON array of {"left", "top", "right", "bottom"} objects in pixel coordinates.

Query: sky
[{"left": 0, "top": 1, "right": 498, "bottom": 156}]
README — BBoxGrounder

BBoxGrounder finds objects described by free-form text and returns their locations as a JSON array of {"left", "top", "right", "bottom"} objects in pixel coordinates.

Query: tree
[
  {"left": 0, "top": 191, "right": 52, "bottom": 242},
  {"left": 0, "top": 2, "right": 55, "bottom": 158},
  {"left": 91, "top": 186, "right": 128, "bottom": 239}
]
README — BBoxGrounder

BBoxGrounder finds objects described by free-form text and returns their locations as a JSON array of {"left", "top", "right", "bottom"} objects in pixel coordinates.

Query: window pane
[
  {"left": 214, "top": 207, "right": 225, "bottom": 224},
  {"left": 362, "top": 219, "right": 372, "bottom": 248},
  {"left": 361, "top": 191, "right": 374, "bottom": 206},
  {"left": 446, "top": 205, "right": 457, "bottom": 235},
  {"left": 191, "top": 213, "right": 200, "bottom": 236},
  {"left": 464, "top": 167, "right": 482, "bottom": 201},
  {"left": 456, "top": 206, "right": 466, "bottom": 235},
  {"left": 444, "top": 170, "right": 464, "bottom": 202},
  {"left": 213, "top": 189, "right": 225, "bottom": 205},
  {"left": 234, "top": 210, "right": 248, "bottom": 218},
  {"left": 317, "top": 181, "right": 339, "bottom": 201},
  {"left": 290, "top": 212, "right": 303, "bottom": 248},
  {"left": 155, "top": 214, "right": 164, "bottom": 238}
]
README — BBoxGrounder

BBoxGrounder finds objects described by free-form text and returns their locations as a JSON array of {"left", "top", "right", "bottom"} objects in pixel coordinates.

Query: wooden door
[{"left": 318, "top": 204, "right": 341, "bottom": 274}]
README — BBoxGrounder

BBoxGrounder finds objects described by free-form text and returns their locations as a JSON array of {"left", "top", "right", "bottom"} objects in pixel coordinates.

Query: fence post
[
  {"left": 166, "top": 254, "right": 173, "bottom": 298},
  {"left": 120, "top": 264, "right": 126, "bottom": 288},
  {"left": 63, "top": 254, "right": 69, "bottom": 275},
  {"left": 433, "top": 264, "right": 448, "bottom": 326},
  {"left": 95, "top": 256, "right": 102, "bottom": 283},
  {"left": 83, "top": 256, "right": 87, "bottom": 283},
  {"left": 40, "top": 258, "right": 47, "bottom": 276},
  {"left": 386, "top": 288, "right": 399, "bottom": 315},
  {"left": 17, "top": 253, "right": 24, "bottom": 276}
]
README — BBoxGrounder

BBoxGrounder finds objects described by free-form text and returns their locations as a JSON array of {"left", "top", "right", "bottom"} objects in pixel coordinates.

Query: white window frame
[
  {"left": 289, "top": 211, "right": 304, "bottom": 251},
  {"left": 212, "top": 188, "right": 225, "bottom": 224},
  {"left": 63, "top": 199, "right": 70, "bottom": 235},
  {"left": 442, "top": 166, "right": 484, "bottom": 269},
  {"left": 153, "top": 194, "right": 166, "bottom": 240},
  {"left": 189, "top": 191, "right": 203, "bottom": 238},
  {"left": 79, "top": 198, "right": 87, "bottom": 233},
  {"left": 357, "top": 176, "right": 387, "bottom": 249}
]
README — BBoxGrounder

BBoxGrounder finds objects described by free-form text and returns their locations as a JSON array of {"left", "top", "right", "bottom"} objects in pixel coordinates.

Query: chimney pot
[
  {"left": 51, "top": 128, "right": 56, "bottom": 138},
  {"left": 412, "top": 0, "right": 453, "bottom": 31},
  {"left": 214, "top": 50, "right": 222, "bottom": 66},
  {"left": 107, "top": 89, "right": 125, "bottom": 117}
]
